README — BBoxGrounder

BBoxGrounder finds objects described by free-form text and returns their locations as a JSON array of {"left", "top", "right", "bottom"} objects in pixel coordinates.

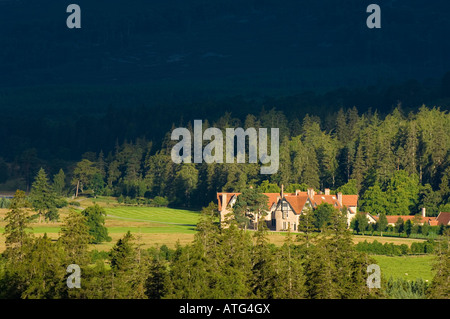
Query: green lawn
[
  {"left": 373, "top": 255, "right": 436, "bottom": 282},
  {"left": 104, "top": 206, "right": 202, "bottom": 234},
  {"left": 0, "top": 226, "right": 60, "bottom": 234}
]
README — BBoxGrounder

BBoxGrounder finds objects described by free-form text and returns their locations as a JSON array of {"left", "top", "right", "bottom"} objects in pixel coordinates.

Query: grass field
[
  {"left": 104, "top": 206, "right": 201, "bottom": 233},
  {"left": 373, "top": 255, "right": 436, "bottom": 282}
]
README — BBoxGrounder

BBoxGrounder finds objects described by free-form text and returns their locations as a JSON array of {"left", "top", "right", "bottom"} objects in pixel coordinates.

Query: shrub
[
  {"left": 69, "top": 201, "right": 81, "bottom": 207},
  {"left": 81, "top": 204, "right": 111, "bottom": 244},
  {"left": 0, "top": 198, "right": 11, "bottom": 208},
  {"left": 152, "top": 196, "right": 169, "bottom": 207},
  {"left": 54, "top": 197, "right": 68, "bottom": 208},
  {"left": 45, "top": 208, "right": 60, "bottom": 222},
  {"left": 384, "top": 277, "right": 429, "bottom": 299}
]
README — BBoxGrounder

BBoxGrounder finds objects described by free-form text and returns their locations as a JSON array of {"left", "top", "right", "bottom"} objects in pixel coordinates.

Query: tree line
[{"left": 64, "top": 106, "right": 450, "bottom": 214}]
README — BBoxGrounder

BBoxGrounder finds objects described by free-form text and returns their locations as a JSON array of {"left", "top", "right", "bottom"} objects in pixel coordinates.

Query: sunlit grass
[{"left": 373, "top": 255, "right": 436, "bottom": 282}]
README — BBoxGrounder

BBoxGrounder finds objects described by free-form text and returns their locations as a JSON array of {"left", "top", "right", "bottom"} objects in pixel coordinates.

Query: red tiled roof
[
  {"left": 385, "top": 215, "right": 433, "bottom": 224},
  {"left": 311, "top": 194, "right": 341, "bottom": 209},
  {"left": 264, "top": 193, "right": 280, "bottom": 211},
  {"left": 436, "top": 212, "right": 450, "bottom": 225},
  {"left": 342, "top": 195, "right": 358, "bottom": 207},
  {"left": 284, "top": 194, "right": 309, "bottom": 215},
  {"left": 429, "top": 220, "right": 439, "bottom": 226}
]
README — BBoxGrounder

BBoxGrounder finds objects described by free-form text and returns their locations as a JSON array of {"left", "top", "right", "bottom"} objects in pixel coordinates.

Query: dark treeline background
[{"left": 1, "top": 72, "right": 450, "bottom": 163}]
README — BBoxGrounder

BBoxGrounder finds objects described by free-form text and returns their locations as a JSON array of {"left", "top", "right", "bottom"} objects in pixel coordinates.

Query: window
[{"left": 282, "top": 200, "right": 289, "bottom": 219}]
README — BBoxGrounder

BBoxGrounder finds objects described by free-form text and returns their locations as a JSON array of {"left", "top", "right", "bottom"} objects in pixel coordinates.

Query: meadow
[{"left": 373, "top": 255, "right": 436, "bottom": 282}]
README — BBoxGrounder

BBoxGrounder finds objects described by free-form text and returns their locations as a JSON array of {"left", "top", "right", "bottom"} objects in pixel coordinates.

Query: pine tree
[
  {"left": 404, "top": 121, "right": 419, "bottom": 175},
  {"left": 53, "top": 169, "right": 66, "bottom": 197},
  {"left": 377, "top": 213, "right": 388, "bottom": 236},
  {"left": 212, "top": 223, "right": 253, "bottom": 298},
  {"left": 250, "top": 221, "right": 277, "bottom": 298},
  {"left": 20, "top": 235, "right": 68, "bottom": 299},
  {"left": 297, "top": 205, "right": 316, "bottom": 247},
  {"left": 30, "top": 167, "right": 57, "bottom": 223},
  {"left": 59, "top": 209, "right": 93, "bottom": 266},
  {"left": 303, "top": 239, "right": 339, "bottom": 299},
  {"left": 335, "top": 108, "right": 348, "bottom": 143},
  {"left": 165, "top": 242, "right": 211, "bottom": 299},
  {"left": 109, "top": 231, "right": 147, "bottom": 299},
  {"left": 3, "top": 190, "right": 33, "bottom": 262},
  {"left": 273, "top": 231, "right": 306, "bottom": 298},
  {"left": 71, "top": 159, "right": 101, "bottom": 197},
  {"left": 351, "top": 142, "right": 365, "bottom": 193},
  {"left": 174, "top": 163, "right": 199, "bottom": 207},
  {"left": 427, "top": 229, "right": 450, "bottom": 299},
  {"left": 145, "top": 257, "right": 170, "bottom": 299},
  {"left": 305, "top": 208, "right": 374, "bottom": 299},
  {"left": 301, "top": 146, "right": 320, "bottom": 190}
]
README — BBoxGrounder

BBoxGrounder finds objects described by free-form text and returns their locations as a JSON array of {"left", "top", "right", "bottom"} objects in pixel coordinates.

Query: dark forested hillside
[{"left": 2, "top": 104, "right": 449, "bottom": 216}]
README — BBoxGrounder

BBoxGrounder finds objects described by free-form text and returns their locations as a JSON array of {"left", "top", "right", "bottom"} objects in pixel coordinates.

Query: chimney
[
  {"left": 222, "top": 193, "right": 227, "bottom": 212},
  {"left": 307, "top": 188, "right": 315, "bottom": 200},
  {"left": 325, "top": 188, "right": 330, "bottom": 195},
  {"left": 422, "top": 207, "right": 426, "bottom": 218},
  {"left": 295, "top": 189, "right": 300, "bottom": 196},
  {"left": 281, "top": 184, "right": 284, "bottom": 198},
  {"left": 337, "top": 192, "right": 343, "bottom": 206}
]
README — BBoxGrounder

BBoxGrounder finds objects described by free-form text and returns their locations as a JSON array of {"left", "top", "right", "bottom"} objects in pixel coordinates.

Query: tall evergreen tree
[
  {"left": 250, "top": 222, "right": 277, "bottom": 298},
  {"left": 3, "top": 190, "right": 33, "bottom": 262},
  {"left": 53, "top": 169, "right": 66, "bottom": 197},
  {"left": 59, "top": 209, "right": 93, "bottom": 265},
  {"left": 30, "top": 168, "right": 57, "bottom": 223},
  {"left": 377, "top": 213, "right": 388, "bottom": 236},
  {"left": 427, "top": 229, "right": 450, "bottom": 299},
  {"left": 273, "top": 231, "right": 306, "bottom": 298},
  {"left": 109, "top": 231, "right": 147, "bottom": 299}
]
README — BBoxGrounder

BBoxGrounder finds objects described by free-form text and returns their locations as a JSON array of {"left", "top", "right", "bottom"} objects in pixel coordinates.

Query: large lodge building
[{"left": 217, "top": 187, "right": 358, "bottom": 231}]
